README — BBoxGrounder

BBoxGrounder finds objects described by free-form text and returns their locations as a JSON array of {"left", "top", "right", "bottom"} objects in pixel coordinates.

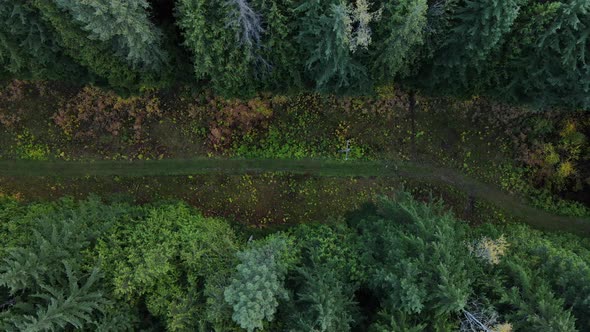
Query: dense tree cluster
[
  {"left": 0, "top": 0, "right": 588, "bottom": 107},
  {"left": 2, "top": 193, "right": 590, "bottom": 331}
]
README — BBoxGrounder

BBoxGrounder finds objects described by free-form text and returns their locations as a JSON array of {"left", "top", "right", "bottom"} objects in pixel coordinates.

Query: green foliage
[
  {"left": 355, "top": 193, "right": 476, "bottom": 329},
  {"left": 289, "top": 257, "right": 358, "bottom": 331},
  {"left": 1, "top": 193, "right": 590, "bottom": 331},
  {"left": 483, "top": 0, "right": 590, "bottom": 108},
  {"left": 224, "top": 234, "right": 295, "bottom": 332},
  {"left": 31, "top": 1, "right": 162, "bottom": 92},
  {"left": 98, "top": 203, "right": 239, "bottom": 331},
  {"left": 492, "top": 224, "right": 590, "bottom": 331},
  {"left": 0, "top": 1, "right": 85, "bottom": 81},
  {"left": 52, "top": 0, "right": 167, "bottom": 71},
  {"left": 0, "top": 197, "right": 130, "bottom": 331},
  {"left": 428, "top": 0, "right": 522, "bottom": 94},
  {"left": 296, "top": 0, "right": 369, "bottom": 93},
  {"left": 291, "top": 223, "right": 364, "bottom": 282},
  {"left": 373, "top": 0, "right": 428, "bottom": 82},
  {"left": 287, "top": 226, "right": 361, "bottom": 332},
  {"left": 177, "top": 0, "right": 256, "bottom": 97},
  {"left": 528, "top": 0, "right": 590, "bottom": 109},
  {"left": 256, "top": 0, "right": 303, "bottom": 91}
]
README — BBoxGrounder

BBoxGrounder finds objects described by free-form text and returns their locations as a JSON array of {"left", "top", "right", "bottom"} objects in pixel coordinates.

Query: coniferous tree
[
  {"left": 493, "top": 224, "right": 590, "bottom": 331},
  {"left": 296, "top": 0, "right": 371, "bottom": 93},
  {"left": 177, "top": 0, "right": 260, "bottom": 96},
  {"left": 355, "top": 194, "right": 478, "bottom": 330},
  {"left": 0, "top": 1, "right": 85, "bottom": 81},
  {"left": 372, "top": 0, "right": 428, "bottom": 83},
  {"left": 51, "top": 0, "right": 168, "bottom": 71},
  {"left": 496, "top": 0, "right": 590, "bottom": 108},
  {"left": 256, "top": 0, "right": 303, "bottom": 91},
  {"left": 426, "top": 0, "right": 522, "bottom": 95},
  {"left": 289, "top": 251, "right": 358, "bottom": 332},
  {"left": 31, "top": 1, "right": 165, "bottom": 92},
  {"left": 287, "top": 224, "right": 363, "bottom": 331},
  {"left": 224, "top": 235, "right": 295, "bottom": 332},
  {"left": 0, "top": 205, "right": 121, "bottom": 331}
]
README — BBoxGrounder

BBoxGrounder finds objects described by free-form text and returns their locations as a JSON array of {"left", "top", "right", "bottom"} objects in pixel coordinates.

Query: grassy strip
[
  {"left": 1, "top": 158, "right": 589, "bottom": 235},
  {"left": 0, "top": 158, "right": 403, "bottom": 177}
]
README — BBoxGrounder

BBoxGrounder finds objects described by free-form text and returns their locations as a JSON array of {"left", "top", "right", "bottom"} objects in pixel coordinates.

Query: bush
[{"left": 54, "top": 86, "right": 161, "bottom": 144}]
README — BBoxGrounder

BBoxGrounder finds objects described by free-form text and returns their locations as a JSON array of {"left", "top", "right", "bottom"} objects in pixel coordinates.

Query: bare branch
[{"left": 225, "top": 0, "right": 264, "bottom": 48}]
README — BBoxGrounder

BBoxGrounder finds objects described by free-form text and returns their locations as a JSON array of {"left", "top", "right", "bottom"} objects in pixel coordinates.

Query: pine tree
[
  {"left": 51, "top": 0, "right": 167, "bottom": 71},
  {"left": 289, "top": 250, "right": 359, "bottom": 332},
  {"left": 296, "top": 0, "right": 370, "bottom": 93},
  {"left": 224, "top": 235, "right": 294, "bottom": 332},
  {"left": 497, "top": 1, "right": 590, "bottom": 108},
  {"left": 0, "top": 1, "right": 85, "bottom": 81},
  {"left": 427, "top": 0, "right": 522, "bottom": 94},
  {"left": 372, "top": 0, "right": 428, "bottom": 83},
  {"left": 177, "top": 0, "right": 258, "bottom": 97},
  {"left": 31, "top": 1, "right": 164, "bottom": 92}
]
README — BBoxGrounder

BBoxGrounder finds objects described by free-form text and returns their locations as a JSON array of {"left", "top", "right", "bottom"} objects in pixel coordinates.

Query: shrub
[{"left": 53, "top": 86, "right": 161, "bottom": 144}]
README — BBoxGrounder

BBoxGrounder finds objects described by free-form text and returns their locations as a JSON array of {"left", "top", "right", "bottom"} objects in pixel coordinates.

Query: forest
[{"left": 1, "top": 0, "right": 590, "bottom": 331}]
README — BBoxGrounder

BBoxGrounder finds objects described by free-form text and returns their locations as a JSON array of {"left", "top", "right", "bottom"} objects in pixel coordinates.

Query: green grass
[{"left": 2, "top": 157, "right": 589, "bottom": 235}]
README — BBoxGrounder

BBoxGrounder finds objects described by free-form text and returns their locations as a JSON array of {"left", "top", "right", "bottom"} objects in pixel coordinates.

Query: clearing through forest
[{"left": 1, "top": 158, "right": 588, "bottom": 235}]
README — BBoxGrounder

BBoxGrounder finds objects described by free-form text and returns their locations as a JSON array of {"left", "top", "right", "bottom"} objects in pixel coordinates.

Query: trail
[{"left": 1, "top": 158, "right": 588, "bottom": 235}]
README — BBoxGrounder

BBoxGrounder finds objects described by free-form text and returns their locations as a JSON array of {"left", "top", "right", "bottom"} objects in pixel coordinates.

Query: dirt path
[{"left": 1, "top": 158, "right": 588, "bottom": 235}]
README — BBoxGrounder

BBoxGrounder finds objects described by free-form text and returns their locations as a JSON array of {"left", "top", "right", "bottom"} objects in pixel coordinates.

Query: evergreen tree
[
  {"left": 288, "top": 250, "right": 359, "bottom": 332},
  {"left": 496, "top": 0, "right": 590, "bottom": 108},
  {"left": 177, "top": 0, "right": 259, "bottom": 96},
  {"left": 224, "top": 235, "right": 295, "bottom": 332},
  {"left": 372, "top": 0, "right": 428, "bottom": 83},
  {"left": 0, "top": 1, "right": 85, "bottom": 81},
  {"left": 499, "top": 262, "right": 577, "bottom": 331},
  {"left": 52, "top": 0, "right": 168, "bottom": 71},
  {"left": 492, "top": 224, "right": 590, "bottom": 330},
  {"left": 31, "top": 1, "right": 164, "bottom": 92},
  {"left": 426, "top": 0, "right": 522, "bottom": 95},
  {"left": 256, "top": 0, "right": 303, "bottom": 91},
  {"left": 296, "top": 0, "right": 371, "bottom": 93},
  {"left": 354, "top": 193, "right": 478, "bottom": 330},
  {"left": 0, "top": 198, "right": 128, "bottom": 331},
  {"left": 98, "top": 203, "right": 240, "bottom": 332}
]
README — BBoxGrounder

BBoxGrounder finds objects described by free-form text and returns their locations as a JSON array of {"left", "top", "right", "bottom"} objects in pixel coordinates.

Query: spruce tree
[
  {"left": 31, "top": 1, "right": 165, "bottom": 92},
  {"left": 355, "top": 194, "right": 478, "bottom": 330},
  {"left": 177, "top": 0, "right": 259, "bottom": 97},
  {"left": 224, "top": 235, "right": 294, "bottom": 332},
  {"left": 0, "top": 216, "right": 111, "bottom": 331},
  {"left": 51, "top": 0, "right": 168, "bottom": 71},
  {"left": 256, "top": 0, "right": 303, "bottom": 91},
  {"left": 296, "top": 0, "right": 372, "bottom": 93},
  {"left": 289, "top": 250, "right": 358, "bottom": 332},
  {"left": 0, "top": 1, "right": 85, "bottom": 81},
  {"left": 427, "top": 0, "right": 522, "bottom": 95},
  {"left": 479, "top": 0, "right": 590, "bottom": 109},
  {"left": 372, "top": 0, "right": 428, "bottom": 83}
]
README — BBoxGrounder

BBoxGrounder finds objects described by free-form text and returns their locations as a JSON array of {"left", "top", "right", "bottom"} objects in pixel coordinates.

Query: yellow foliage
[
  {"left": 543, "top": 144, "right": 560, "bottom": 165},
  {"left": 560, "top": 120, "right": 577, "bottom": 138},
  {"left": 493, "top": 323, "right": 513, "bottom": 332},
  {"left": 469, "top": 235, "right": 509, "bottom": 265},
  {"left": 557, "top": 161, "right": 576, "bottom": 178}
]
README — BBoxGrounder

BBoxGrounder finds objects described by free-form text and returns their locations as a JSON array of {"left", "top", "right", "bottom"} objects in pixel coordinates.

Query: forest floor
[
  {"left": 1, "top": 80, "right": 589, "bottom": 232},
  {"left": 1, "top": 157, "right": 589, "bottom": 235}
]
